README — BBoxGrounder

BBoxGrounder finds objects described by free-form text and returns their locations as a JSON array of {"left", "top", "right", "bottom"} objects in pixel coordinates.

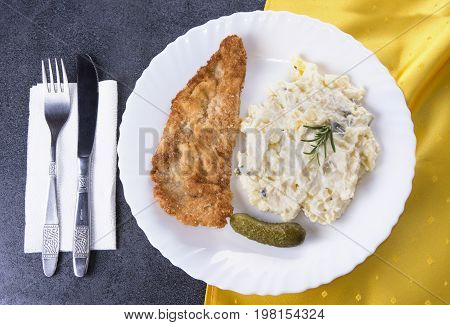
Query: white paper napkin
[{"left": 24, "top": 81, "right": 118, "bottom": 252}]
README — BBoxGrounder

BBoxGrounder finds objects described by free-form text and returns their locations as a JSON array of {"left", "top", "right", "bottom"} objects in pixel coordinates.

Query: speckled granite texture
[{"left": 0, "top": 0, "right": 264, "bottom": 304}]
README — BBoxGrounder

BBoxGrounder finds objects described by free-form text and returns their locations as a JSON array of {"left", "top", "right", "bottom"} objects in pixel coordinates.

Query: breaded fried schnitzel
[{"left": 150, "top": 35, "right": 247, "bottom": 228}]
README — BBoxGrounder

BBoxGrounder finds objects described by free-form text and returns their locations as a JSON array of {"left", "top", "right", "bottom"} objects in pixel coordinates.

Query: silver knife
[{"left": 73, "top": 54, "right": 98, "bottom": 277}]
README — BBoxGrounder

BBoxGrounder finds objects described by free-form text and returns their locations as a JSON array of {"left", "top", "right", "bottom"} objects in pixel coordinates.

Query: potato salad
[{"left": 237, "top": 57, "right": 380, "bottom": 224}]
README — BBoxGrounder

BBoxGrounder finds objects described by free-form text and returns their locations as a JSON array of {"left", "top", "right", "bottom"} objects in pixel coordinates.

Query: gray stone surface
[{"left": 0, "top": 0, "right": 264, "bottom": 304}]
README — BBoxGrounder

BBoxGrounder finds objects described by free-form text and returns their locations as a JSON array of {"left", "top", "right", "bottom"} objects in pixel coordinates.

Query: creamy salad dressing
[{"left": 237, "top": 57, "right": 379, "bottom": 224}]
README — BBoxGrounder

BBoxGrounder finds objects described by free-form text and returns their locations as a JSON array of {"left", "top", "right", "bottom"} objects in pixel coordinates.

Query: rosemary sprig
[{"left": 301, "top": 123, "right": 336, "bottom": 165}]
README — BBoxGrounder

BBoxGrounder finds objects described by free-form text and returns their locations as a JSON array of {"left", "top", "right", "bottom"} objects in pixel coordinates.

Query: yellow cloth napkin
[{"left": 206, "top": 0, "right": 450, "bottom": 305}]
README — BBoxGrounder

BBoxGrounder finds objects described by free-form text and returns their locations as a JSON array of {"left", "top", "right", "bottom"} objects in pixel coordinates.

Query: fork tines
[{"left": 41, "top": 58, "right": 68, "bottom": 93}]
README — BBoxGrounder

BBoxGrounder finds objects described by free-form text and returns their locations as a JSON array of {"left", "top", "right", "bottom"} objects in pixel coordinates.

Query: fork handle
[
  {"left": 73, "top": 157, "right": 91, "bottom": 277},
  {"left": 42, "top": 161, "right": 60, "bottom": 277}
]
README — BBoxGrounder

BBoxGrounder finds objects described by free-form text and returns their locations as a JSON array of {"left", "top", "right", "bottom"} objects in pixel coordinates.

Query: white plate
[{"left": 118, "top": 11, "right": 415, "bottom": 295}]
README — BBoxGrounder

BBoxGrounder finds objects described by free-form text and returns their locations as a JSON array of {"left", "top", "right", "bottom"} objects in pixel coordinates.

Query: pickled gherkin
[{"left": 230, "top": 213, "right": 306, "bottom": 247}]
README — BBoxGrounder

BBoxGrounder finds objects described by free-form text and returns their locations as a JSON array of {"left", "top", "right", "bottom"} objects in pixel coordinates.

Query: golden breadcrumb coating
[{"left": 150, "top": 35, "right": 247, "bottom": 227}]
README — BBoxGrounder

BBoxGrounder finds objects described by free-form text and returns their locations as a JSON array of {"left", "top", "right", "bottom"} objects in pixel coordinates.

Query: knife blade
[{"left": 73, "top": 54, "right": 98, "bottom": 277}]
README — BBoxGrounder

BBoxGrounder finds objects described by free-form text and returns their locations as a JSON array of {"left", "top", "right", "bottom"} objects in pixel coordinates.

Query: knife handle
[
  {"left": 42, "top": 161, "right": 60, "bottom": 277},
  {"left": 73, "top": 157, "right": 90, "bottom": 277}
]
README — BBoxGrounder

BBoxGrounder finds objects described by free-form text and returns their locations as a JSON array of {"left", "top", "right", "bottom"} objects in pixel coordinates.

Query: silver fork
[{"left": 41, "top": 59, "right": 70, "bottom": 277}]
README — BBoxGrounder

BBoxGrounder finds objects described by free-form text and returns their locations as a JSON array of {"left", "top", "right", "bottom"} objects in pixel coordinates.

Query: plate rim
[{"left": 118, "top": 10, "right": 416, "bottom": 295}]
